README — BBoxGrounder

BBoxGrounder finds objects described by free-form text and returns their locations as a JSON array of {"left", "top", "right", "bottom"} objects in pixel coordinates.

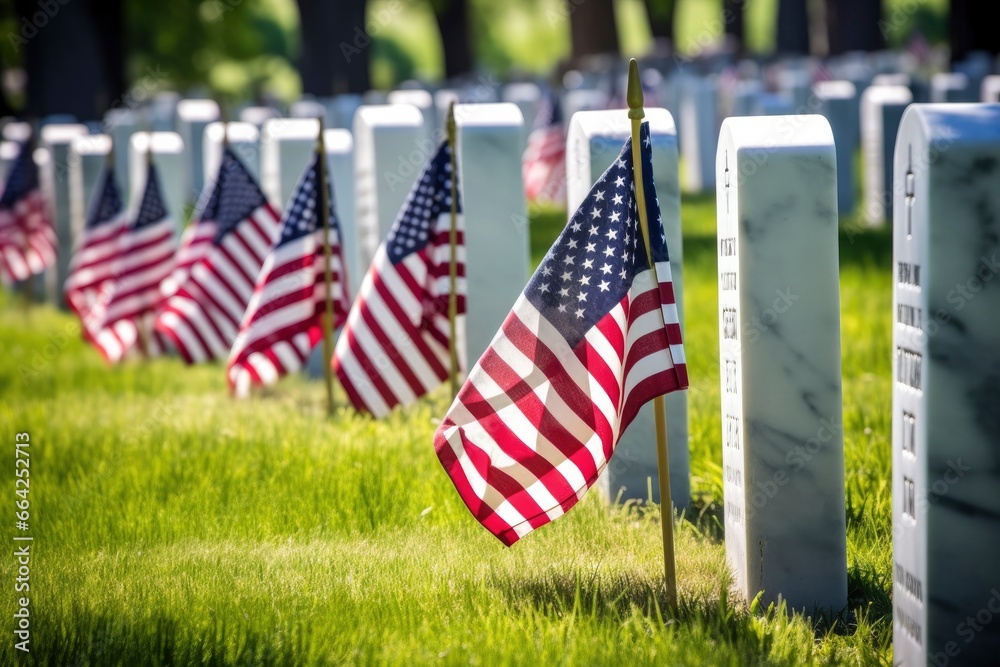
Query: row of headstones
[{"left": 718, "top": 103, "right": 1000, "bottom": 665}]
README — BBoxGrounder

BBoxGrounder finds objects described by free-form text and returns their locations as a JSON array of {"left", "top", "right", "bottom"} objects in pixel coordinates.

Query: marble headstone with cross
[
  {"left": 891, "top": 103, "right": 1000, "bottom": 666},
  {"left": 565, "top": 108, "right": 688, "bottom": 509},
  {"left": 716, "top": 115, "right": 847, "bottom": 613}
]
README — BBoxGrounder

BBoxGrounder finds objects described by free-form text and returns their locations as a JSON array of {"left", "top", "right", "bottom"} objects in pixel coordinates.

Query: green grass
[{"left": 0, "top": 188, "right": 893, "bottom": 665}]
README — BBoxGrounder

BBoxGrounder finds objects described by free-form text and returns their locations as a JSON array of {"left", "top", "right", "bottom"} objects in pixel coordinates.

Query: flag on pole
[
  {"left": 159, "top": 179, "right": 221, "bottom": 301},
  {"left": 333, "top": 140, "right": 464, "bottom": 417},
  {"left": 0, "top": 139, "right": 56, "bottom": 285},
  {"left": 522, "top": 92, "right": 566, "bottom": 205},
  {"left": 64, "top": 167, "right": 140, "bottom": 361},
  {"left": 434, "top": 123, "right": 687, "bottom": 546},
  {"left": 95, "top": 162, "right": 176, "bottom": 351},
  {"left": 155, "top": 148, "right": 282, "bottom": 363},
  {"left": 227, "top": 152, "right": 349, "bottom": 395}
]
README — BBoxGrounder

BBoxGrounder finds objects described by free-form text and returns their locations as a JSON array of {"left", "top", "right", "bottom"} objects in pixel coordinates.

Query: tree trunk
[
  {"left": 825, "top": 0, "right": 884, "bottom": 55},
  {"left": 432, "top": 0, "right": 474, "bottom": 80},
  {"left": 643, "top": 0, "right": 675, "bottom": 42},
  {"left": 723, "top": 0, "right": 746, "bottom": 54},
  {"left": 949, "top": 0, "right": 1000, "bottom": 64},
  {"left": 296, "top": 0, "right": 370, "bottom": 96},
  {"left": 567, "top": 0, "right": 620, "bottom": 60},
  {"left": 15, "top": 0, "right": 108, "bottom": 120},
  {"left": 775, "top": 0, "right": 810, "bottom": 55},
  {"left": 88, "top": 0, "right": 126, "bottom": 110}
]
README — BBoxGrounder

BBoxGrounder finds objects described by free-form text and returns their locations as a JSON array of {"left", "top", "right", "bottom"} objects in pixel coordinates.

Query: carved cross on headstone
[
  {"left": 905, "top": 145, "right": 915, "bottom": 239},
  {"left": 724, "top": 152, "right": 731, "bottom": 214}
]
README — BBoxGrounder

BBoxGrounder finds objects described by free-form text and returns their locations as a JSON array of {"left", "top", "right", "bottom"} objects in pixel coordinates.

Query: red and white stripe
[
  {"left": 434, "top": 261, "right": 686, "bottom": 546},
  {"left": 333, "top": 214, "right": 466, "bottom": 417},
  {"left": 98, "top": 218, "right": 176, "bottom": 330},
  {"left": 522, "top": 126, "right": 567, "bottom": 205},
  {"left": 160, "top": 220, "right": 216, "bottom": 300},
  {"left": 0, "top": 191, "right": 56, "bottom": 285},
  {"left": 227, "top": 229, "right": 349, "bottom": 395},
  {"left": 155, "top": 204, "right": 282, "bottom": 363}
]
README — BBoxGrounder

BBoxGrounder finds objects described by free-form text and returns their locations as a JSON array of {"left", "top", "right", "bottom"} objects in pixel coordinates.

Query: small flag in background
[
  {"left": 435, "top": 123, "right": 687, "bottom": 546},
  {"left": 159, "top": 179, "right": 221, "bottom": 302},
  {"left": 0, "top": 140, "right": 56, "bottom": 285},
  {"left": 333, "top": 140, "right": 464, "bottom": 417},
  {"left": 156, "top": 148, "right": 282, "bottom": 363},
  {"left": 64, "top": 167, "right": 139, "bottom": 362},
  {"left": 96, "top": 161, "right": 176, "bottom": 354},
  {"left": 228, "top": 152, "right": 349, "bottom": 396},
  {"left": 522, "top": 91, "right": 567, "bottom": 206}
]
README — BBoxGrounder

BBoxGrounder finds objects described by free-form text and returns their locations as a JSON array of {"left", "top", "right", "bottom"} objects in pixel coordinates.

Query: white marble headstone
[
  {"left": 814, "top": 81, "right": 859, "bottom": 215},
  {"left": 565, "top": 108, "right": 688, "bottom": 508},
  {"left": 352, "top": 104, "right": 425, "bottom": 268},
  {"left": 238, "top": 106, "right": 281, "bottom": 128},
  {"left": 679, "top": 76, "right": 717, "bottom": 193},
  {"left": 327, "top": 94, "right": 363, "bottom": 130},
  {"left": 930, "top": 73, "right": 973, "bottom": 103},
  {"left": 147, "top": 91, "right": 180, "bottom": 132},
  {"left": 176, "top": 99, "right": 221, "bottom": 201},
  {"left": 102, "top": 108, "right": 139, "bottom": 204},
  {"left": 982, "top": 76, "right": 1000, "bottom": 103},
  {"left": 68, "top": 134, "right": 112, "bottom": 250},
  {"left": 502, "top": 82, "right": 542, "bottom": 129},
  {"left": 259, "top": 118, "right": 321, "bottom": 211},
  {"left": 861, "top": 85, "right": 912, "bottom": 226},
  {"left": 39, "top": 123, "right": 89, "bottom": 305},
  {"left": 129, "top": 132, "right": 187, "bottom": 235},
  {"left": 388, "top": 89, "right": 436, "bottom": 140},
  {"left": 203, "top": 122, "right": 261, "bottom": 188},
  {"left": 453, "top": 103, "right": 530, "bottom": 365},
  {"left": 290, "top": 99, "right": 326, "bottom": 121},
  {"left": 891, "top": 103, "right": 1000, "bottom": 666},
  {"left": 0, "top": 141, "right": 20, "bottom": 184},
  {"left": 716, "top": 115, "right": 847, "bottom": 613}
]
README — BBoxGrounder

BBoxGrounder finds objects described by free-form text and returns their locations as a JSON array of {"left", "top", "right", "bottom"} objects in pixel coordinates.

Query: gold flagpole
[
  {"left": 316, "top": 116, "right": 336, "bottom": 417},
  {"left": 445, "top": 102, "right": 460, "bottom": 398},
  {"left": 627, "top": 58, "right": 677, "bottom": 609},
  {"left": 315, "top": 116, "right": 337, "bottom": 416}
]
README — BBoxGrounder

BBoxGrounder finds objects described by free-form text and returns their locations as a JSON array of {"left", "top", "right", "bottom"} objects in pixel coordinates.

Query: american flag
[
  {"left": 155, "top": 148, "right": 282, "bottom": 363},
  {"left": 333, "top": 140, "right": 464, "bottom": 417},
  {"left": 63, "top": 167, "right": 140, "bottom": 362},
  {"left": 435, "top": 123, "right": 687, "bottom": 546},
  {"left": 96, "top": 161, "right": 176, "bottom": 353},
  {"left": 227, "top": 152, "right": 349, "bottom": 395},
  {"left": 522, "top": 92, "right": 566, "bottom": 205},
  {"left": 0, "top": 139, "right": 56, "bottom": 285},
  {"left": 159, "top": 178, "right": 220, "bottom": 302}
]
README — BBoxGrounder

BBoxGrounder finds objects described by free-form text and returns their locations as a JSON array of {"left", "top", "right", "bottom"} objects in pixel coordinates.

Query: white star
[
  {"left": 606, "top": 229, "right": 618, "bottom": 240},
  {"left": 612, "top": 193, "right": 623, "bottom": 205},
  {"left": 644, "top": 135, "right": 650, "bottom": 148},
  {"left": 610, "top": 211, "right": 621, "bottom": 223},
  {"left": 541, "top": 266, "right": 552, "bottom": 276},
  {"left": 590, "top": 208, "right": 601, "bottom": 219},
  {"left": 570, "top": 221, "right": 582, "bottom": 232},
  {"left": 616, "top": 158, "right": 626, "bottom": 168},
  {"left": 568, "top": 238, "right": 578, "bottom": 249},
  {"left": 540, "top": 283, "right": 550, "bottom": 293},
  {"left": 562, "top": 255, "right": 575, "bottom": 265},
  {"left": 561, "top": 271, "right": 572, "bottom": 282},
  {"left": 603, "top": 246, "right": 615, "bottom": 257},
  {"left": 575, "top": 308, "right": 585, "bottom": 319},
  {"left": 577, "top": 291, "right": 588, "bottom": 302},
  {"left": 558, "top": 304, "right": 567, "bottom": 313},
  {"left": 614, "top": 176, "right": 625, "bottom": 188},
  {"left": 620, "top": 268, "right": 628, "bottom": 279},
  {"left": 559, "top": 287, "right": 570, "bottom": 297},
  {"left": 578, "top": 275, "right": 591, "bottom": 286},
  {"left": 583, "top": 258, "right": 594, "bottom": 269},
  {"left": 598, "top": 280, "right": 610, "bottom": 292},
  {"left": 600, "top": 263, "right": 612, "bottom": 274},
  {"left": 594, "top": 190, "right": 605, "bottom": 201}
]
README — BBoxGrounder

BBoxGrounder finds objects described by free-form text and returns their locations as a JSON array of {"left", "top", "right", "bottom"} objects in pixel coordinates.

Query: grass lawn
[{"left": 0, "top": 182, "right": 894, "bottom": 665}]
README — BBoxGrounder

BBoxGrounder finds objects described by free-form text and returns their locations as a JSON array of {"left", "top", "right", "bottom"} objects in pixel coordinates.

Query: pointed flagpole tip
[
  {"left": 446, "top": 101, "right": 457, "bottom": 147},
  {"left": 627, "top": 58, "right": 645, "bottom": 120}
]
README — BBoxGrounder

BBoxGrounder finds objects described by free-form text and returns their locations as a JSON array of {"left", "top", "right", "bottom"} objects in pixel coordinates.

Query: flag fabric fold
[
  {"left": 522, "top": 92, "right": 567, "bottom": 206},
  {"left": 434, "top": 122, "right": 687, "bottom": 546},
  {"left": 64, "top": 167, "right": 139, "bottom": 361},
  {"left": 333, "top": 140, "right": 465, "bottom": 417},
  {"left": 155, "top": 148, "right": 282, "bottom": 363},
  {"left": 0, "top": 139, "right": 56, "bottom": 286},
  {"left": 94, "top": 161, "right": 176, "bottom": 354},
  {"left": 227, "top": 152, "right": 349, "bottom": 396}
]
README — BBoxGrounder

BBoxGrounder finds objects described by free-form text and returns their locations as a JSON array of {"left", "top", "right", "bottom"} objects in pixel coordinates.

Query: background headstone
[
  {"left": 565, "top": 108, "right": 688, "bottom": 509},
  {"left": 814, "top": 80, "right": 859, "bottom": 215},
  {"left": 203, "top": 121, "right": 261, "bottom": 186},
  {"left": 352, "top": 104, "right": 425, "bottom": 269},
  {"left": 982, "top": 76, "right": 1000, "bottom": 103},
  {"left": 238, "top": 106, "right": 281, "bottom": 128},
  {"left": 891, "top": 103, "right": 1000, "bottom": 666},
  {"left": 39, "top": 123, "right": 90, "bottom": 305},
  {"left": 259, "top": 118, "right": 321, "bottom": 211},
  {"left": 102, "top": 108, "right": 139, "bottom": 203},
  {"left": 129, "top": 132, "right": 187, "bottom": 236},
  {"left": 930, "top": 73, "right": 974, "bottom": 103},
  {"left": 176, "top": 99, "right": 221, "bottom": 200},
  {"left": 861, "top": 84, "right": 912, "bottom": 226},
  {"left": 502, "top": 82, "right": 542, "bottom": 129},
  {"left": 716, "top": 115, "right": 847, "bottom": 613},
  {"left": 68, "top": 134, "right": 112, "bottom": 254},
  {"left": 388, "top": 89, "right": 437, "bottom": 141},
  {"left": 679, "top": 76, "right": 717, "bottom": 193},
  {"left": 453, "top": 103, "right": 530, "bottom": 365}
]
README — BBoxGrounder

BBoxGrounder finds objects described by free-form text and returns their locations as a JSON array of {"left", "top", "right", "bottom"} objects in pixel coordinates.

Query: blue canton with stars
[
  {"left": 86, "top": 168, "right": 123, "bottom": 229},
  {"left": 205, "top": 148, "right": 269, "bottom": 244},
  {"left": 0, "top": 141, "right": 39, "bottom": 209},
  {"left": 134, "top": 163, "right": 168, "bottom": 229},
  {"left": 276, "top": 152, "right": 339, "bottom": 248},
  {"left": 385, "top": 141, "right": 460, "bottom": 264},
  {"left": 525, "top": 122, "right": 668, "bottom": 348}
]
